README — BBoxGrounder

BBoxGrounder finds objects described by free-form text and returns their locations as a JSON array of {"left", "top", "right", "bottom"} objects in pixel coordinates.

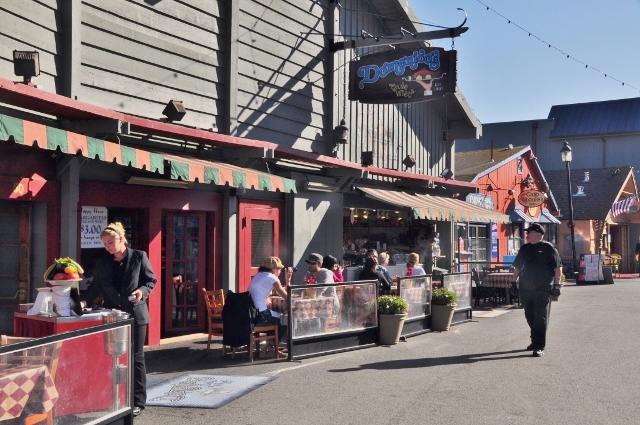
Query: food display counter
[
  {"left": 14, "top": 312, "right": 126, "bottom": 417},
  {"left": 1, "top": 319, "right": 133, "bottom": 424}
]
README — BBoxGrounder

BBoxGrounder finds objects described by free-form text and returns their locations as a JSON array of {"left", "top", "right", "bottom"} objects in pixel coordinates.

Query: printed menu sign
[{"left": 81, "top": 206, "right": 108, "bottom": 248}]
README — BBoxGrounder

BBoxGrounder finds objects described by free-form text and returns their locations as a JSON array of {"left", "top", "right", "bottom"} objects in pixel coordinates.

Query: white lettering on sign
[
  {"left": 80, "top": 206, "right": 108, "bottom": 248},
  {"left": 465, "top": 193, "right": 494, "bottom": 210},
  {"left": 518, "top": 190, "right": 547, "bottom": 207}
]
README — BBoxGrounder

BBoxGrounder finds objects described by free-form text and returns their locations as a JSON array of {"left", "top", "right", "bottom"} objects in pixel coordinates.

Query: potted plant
[
  {"left": 430, "top": 287, "right": 458, "bottom": 331},
  {"left": 377, "top": 295, "right": 408, "bottom": 345}
]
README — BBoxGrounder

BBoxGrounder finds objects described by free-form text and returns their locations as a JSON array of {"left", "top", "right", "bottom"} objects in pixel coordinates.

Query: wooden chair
[
  {"left": 248, "top": 323, "right": 279, "bottom": 362},
  {"left": 202, "top": 289, "right": 224, "bottom": 353},
  {"left": 1, "top": 336, "right": 63, "bottom": 425}
]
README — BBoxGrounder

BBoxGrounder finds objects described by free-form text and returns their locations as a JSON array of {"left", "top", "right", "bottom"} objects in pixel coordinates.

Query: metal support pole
[{"left": 566, "top": 161, "right": 577, "bottom": 276}]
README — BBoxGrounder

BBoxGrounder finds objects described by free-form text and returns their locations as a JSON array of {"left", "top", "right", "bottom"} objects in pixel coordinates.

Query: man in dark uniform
[{"left": 512, "top": 223, "right": 562, "bottom": 357}]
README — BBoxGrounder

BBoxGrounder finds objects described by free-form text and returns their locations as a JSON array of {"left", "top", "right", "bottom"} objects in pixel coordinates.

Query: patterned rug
[
  {"left": 472, "top": 309, "right": 512, "bottom": 318},
  {"left": 146, "top": 374, "right": 276, "bottom": 409}
]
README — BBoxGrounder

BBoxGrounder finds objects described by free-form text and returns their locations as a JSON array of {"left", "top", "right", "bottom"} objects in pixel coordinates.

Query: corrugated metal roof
[
  {"left": 455, "top": 145, "right": 530, "bottom": 182},
  {"left": 548, "top": 97, "right": 640, "bottom": 139}
]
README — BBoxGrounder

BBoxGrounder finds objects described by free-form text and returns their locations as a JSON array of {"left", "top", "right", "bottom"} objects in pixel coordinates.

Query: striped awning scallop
[
  {"left": 0, "top": 113, "right": 164, "bottom": 172},
  {"left": 161, "top": 154, "right": 296, "bottom": 193},
  {"left": 0, "top": 114, "right": 296, "bottom": 193},
  {"left": 359, "top": 187, "right": 510, "bottom": 224}
]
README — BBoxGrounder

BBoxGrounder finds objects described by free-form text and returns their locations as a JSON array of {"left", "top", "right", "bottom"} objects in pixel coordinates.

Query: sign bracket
[{"left": 330, "top": 27, "right": 468, "bottom": 53}]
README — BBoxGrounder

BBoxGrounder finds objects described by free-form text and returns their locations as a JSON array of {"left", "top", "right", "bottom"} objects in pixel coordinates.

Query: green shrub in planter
[
  {"left": 378, "top": 295, "right": 408, "bottom": 315},
  {"left": 431, "top": 288, "right": 458, "bottom": 306}
]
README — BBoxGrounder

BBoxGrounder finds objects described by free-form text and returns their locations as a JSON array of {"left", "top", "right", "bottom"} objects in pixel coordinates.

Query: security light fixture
[
  {"left": 440, "top": 168, "right": 453, "bottom": 180},
  {"left": 162, "top": 100, "right": 186, "bottom": 122},
  {"left": 13, "top": 50, "right": 40, "bottom": 83},
  {"left": 361, "top": 151, "right": 374, "bottom": 166},
  {"left": 403, "top": 155, "right": 416, "bottom": 168},
  {"left": 333, "top": 119, "right": 349, "bottom": 144}
]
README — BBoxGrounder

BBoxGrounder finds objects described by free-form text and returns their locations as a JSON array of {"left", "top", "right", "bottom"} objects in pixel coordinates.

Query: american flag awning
[
  {"left": 359, "top": 187, "right": 510, "bottom": 224},
  {"left": 0, "top": 114, "right": 296, "bottom": 193}
]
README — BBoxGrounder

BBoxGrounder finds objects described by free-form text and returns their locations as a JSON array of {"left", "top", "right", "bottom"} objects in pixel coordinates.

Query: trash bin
[{"left": 602, "top": 266, "right": 614, "bottom": 284}]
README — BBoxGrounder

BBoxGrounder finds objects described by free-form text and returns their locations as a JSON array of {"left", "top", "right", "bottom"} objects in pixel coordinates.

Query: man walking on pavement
[{"left": 511, "top": 223, "right": 563, "bottom": 357}]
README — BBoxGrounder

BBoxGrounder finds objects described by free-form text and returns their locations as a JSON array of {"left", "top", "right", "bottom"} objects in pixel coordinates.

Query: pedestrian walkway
[{"left": 138, "top": 278, "right": 640, "bottom": 425}]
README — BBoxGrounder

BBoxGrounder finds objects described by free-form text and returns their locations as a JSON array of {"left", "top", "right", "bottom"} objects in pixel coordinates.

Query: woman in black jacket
[
  {"left": 80, "top": 222, "right": 156, "bottom": 417},
  {"left": 359, "top": 256, "right": 392, "bottom": 291}
]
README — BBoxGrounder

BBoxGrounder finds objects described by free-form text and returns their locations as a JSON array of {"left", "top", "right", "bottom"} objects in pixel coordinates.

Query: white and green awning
[
  {"left": 0, "top": 114, "right": 296, "bottom": 193},
  {"left": 359, "top": 187, "right": 510, "bottom": 223}
]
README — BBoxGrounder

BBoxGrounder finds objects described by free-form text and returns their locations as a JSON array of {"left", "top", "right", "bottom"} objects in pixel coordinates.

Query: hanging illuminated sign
[
  {"left": 518, "top": 190, "right": 547, "bottom": 208},
  {"left": 348, "top": 47, "right": 457, "bottom": 104}
]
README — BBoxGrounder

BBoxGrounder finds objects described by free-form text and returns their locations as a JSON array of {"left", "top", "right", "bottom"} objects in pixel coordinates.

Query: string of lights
[{"left": 473, "top": 0, "right": 639, "bottom": 92}]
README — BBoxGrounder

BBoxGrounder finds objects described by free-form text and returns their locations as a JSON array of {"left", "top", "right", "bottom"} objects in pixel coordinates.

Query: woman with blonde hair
[
  {"left": 405, "top": 252, "right": 426, "bottom": 276},
  {"left": 80, "top": 222, "right": 156, "bottom": 417}
]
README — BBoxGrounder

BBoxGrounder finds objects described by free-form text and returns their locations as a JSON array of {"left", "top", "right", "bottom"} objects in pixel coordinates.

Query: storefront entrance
[
  {"left": 163, "top": 212, "right": 207, "bottom": 334},
  {"left": 238, "top": 201, "right": 283, "bottom": 292},
  {"left": 0, "top": 200, "right": 30, "bottom": 334}
]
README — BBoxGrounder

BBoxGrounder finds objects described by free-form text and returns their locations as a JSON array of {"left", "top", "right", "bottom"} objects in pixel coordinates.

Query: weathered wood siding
[
  {"left": 334, "top": 0, "right": 448, "bottom": 178},
  {"left": 235, "top": 0, "right": 327, "bottom": 151},
  {"left": 78, "top": 0, "right": 226, "bottom": 130},
  {"left": 0, "top": 0, "right": 62, "bottom": 91}
]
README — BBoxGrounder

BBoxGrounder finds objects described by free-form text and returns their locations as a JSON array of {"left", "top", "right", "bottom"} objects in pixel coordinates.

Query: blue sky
[{"left": 411, "top": 0, "right": 640, "bottom": 124}]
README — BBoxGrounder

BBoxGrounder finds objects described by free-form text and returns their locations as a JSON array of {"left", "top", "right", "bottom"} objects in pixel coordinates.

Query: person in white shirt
[
  {"left": 406, "top": 252, "right": 426, "bottom": 276},
  {"left": 248, "top": 257, "right": 293, "bottom": 332}
]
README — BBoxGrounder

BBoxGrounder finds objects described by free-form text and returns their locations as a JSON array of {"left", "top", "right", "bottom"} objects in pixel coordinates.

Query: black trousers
[
  {"left": 133, "top": 323, "right": 148, "bottom": 408},
  {"left": 520, "top": 290, "right": 551, "bottom": 350}
]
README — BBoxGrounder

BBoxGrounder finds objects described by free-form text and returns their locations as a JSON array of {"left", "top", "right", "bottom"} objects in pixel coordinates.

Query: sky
[{"left": 410, "top": 0, "right": 640, "bottom": 124}]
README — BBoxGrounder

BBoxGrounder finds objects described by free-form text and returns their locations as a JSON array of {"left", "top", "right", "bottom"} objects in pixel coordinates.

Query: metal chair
[{"left": 202, "top": 289, "right": 224, "bottom": 353}]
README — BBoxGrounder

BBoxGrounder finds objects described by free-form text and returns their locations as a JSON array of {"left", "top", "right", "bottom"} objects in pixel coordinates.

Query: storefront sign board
[{"left": 81, "top": 206, "right": 108, "bottom": 248}]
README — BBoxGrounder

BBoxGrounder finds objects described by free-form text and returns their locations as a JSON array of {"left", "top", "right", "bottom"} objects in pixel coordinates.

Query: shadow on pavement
[{"left": 327, "top": 349, "right": 532, "bottom": 372}]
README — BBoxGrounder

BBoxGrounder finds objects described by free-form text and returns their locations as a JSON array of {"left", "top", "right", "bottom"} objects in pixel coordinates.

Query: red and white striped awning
[{"left": 359, "top": 187, "right": 510, "bottom": 223}]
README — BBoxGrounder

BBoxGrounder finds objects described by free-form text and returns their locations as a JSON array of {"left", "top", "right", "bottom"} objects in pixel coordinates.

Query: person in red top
[{"left": 322, "top": 255, "right": 344, "bottom": 282}]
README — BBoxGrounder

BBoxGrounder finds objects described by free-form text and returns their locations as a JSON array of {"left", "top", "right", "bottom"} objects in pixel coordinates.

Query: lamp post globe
[{"left": 561, "top": 141, "right": 577, "bottom": 277}]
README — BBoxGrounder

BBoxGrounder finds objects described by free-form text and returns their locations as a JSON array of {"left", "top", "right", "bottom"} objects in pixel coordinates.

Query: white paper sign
[{"left": 81, "top": 206, "right": 108, "bottom": 248}]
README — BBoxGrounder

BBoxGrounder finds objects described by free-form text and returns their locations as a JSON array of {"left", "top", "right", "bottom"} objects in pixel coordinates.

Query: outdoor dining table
[
  {"left": 0, "top": 363, "right": 59, "bottom": 421},
  {"left": 482, "top": 272, "right": 516, "bottom": 305}
]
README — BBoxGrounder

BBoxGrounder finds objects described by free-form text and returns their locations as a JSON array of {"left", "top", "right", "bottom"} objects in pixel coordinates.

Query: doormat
[
  {"left": 146, "top": 374, "right": 276, "bottom": 409},
  {"left": 473, "top": 309, "right": 512, "bottom": 318}
]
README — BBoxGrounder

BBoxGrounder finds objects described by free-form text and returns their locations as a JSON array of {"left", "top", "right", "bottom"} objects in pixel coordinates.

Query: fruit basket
[{"left": 44, "top": 257, "right": 84, "bottom": 282}]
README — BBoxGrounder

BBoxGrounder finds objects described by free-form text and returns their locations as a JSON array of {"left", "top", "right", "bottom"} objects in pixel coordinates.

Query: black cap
[
  {"left": 525, "top": 223, "right": 545, "bottom": 235},
  {"left": 305, "top": 253, "right": 324, "bottom": 264}
]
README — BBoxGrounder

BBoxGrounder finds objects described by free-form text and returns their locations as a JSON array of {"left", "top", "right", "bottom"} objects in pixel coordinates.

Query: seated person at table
[
  {"left": 406, "top": 252, "right": 426, "bottom": 276},
  {"left": 359, "top": 256, "right": 392, "bottom": 291},
  {"left": 322, "top": 255, "right": 344, "bottom": 282},
  {"left": 305, "top": 253, "right": 340, "bottom": 314},
  {"left": 248, "top": 257, "right": 293, "bottom": 339},
  {"left": 356, "top": 249, "right": 394, "bottom": 283}
]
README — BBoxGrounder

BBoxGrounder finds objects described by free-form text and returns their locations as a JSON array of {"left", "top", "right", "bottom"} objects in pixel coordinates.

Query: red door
[
  {"left": 164, "top": 212, "right": 206, "bottom": 333},
  {"left": 238, "top": 201, "right": 283, "bottom": 292}
]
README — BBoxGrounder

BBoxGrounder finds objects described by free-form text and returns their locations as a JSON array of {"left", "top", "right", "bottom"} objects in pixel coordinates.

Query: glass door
[{"left": 164, "top": 212, "right": 206, "bottom": 333}]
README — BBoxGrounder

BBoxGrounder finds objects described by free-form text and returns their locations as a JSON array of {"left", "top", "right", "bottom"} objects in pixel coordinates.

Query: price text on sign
[
  {"left": 518, "top": 190, "right": 546, "bottom": 208},
  {"left": 81, "top": 206, "right": 108, "bottom": 248}
]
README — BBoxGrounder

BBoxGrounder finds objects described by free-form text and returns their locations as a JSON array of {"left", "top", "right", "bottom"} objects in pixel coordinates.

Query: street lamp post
[{"left": 561, "top": 141, "right": 577, "bottom": 276}]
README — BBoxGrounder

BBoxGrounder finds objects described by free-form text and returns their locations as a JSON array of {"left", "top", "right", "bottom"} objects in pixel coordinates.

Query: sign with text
[
  {"left": 81, "top": 206, "right": 108, "bottom": 248},
  {"left": 465, "top": 193, "right": 494, "bottom": 210},
  {"left": 349, "top": 47, "right": 457, "bottom": 104},
  {"left": 518, "top": 190, "right": 547, "bottom": 208}
]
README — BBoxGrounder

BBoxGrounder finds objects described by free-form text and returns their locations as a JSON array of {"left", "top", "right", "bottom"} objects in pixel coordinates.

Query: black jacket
[
  {"left": 222, "top": 291, "right": 257, "bottom": 348},
  {"left": 82, "top": 247, "right": 157, "bottom": 325}
]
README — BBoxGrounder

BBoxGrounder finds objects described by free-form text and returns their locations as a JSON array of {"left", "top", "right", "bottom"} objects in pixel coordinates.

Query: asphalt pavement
[{"left": 137, "top": 278, "right": 640, "bottom": 425}]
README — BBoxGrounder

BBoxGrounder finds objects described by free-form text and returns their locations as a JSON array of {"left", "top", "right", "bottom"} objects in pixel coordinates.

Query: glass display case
[
  {"left": 397, "top": 275, "right": 431, "bottom": 338},
  {"left": 0, "top": 319, "right": 134, "bottom": 425},
  {"left": 276, "top": 281, "right": 378, "bottom": 360},
  {"left": 442, "top": 272, "right": 473, "bottom": 326}
]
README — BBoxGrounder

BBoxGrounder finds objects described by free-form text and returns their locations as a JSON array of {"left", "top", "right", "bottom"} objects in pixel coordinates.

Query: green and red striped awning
[
  {"left": 359, "top": 187, "right": 510, "bottom": 224},
  {"left": 0, "top": 114, "right": 296, "bottom": 193},
  {"left": 163, "top": 154, "right": 296, "bottom": 193},
  {"left": 0, "top": 113, "right": 164, "bottom": 172}
]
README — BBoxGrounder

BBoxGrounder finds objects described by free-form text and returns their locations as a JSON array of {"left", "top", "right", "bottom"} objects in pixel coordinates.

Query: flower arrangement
[
  {"left": 431, "top": 287, "right": 458, "bottom": 306},
  {"left": 378, "top": 295, "right": 408, "bottom": 315}
]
